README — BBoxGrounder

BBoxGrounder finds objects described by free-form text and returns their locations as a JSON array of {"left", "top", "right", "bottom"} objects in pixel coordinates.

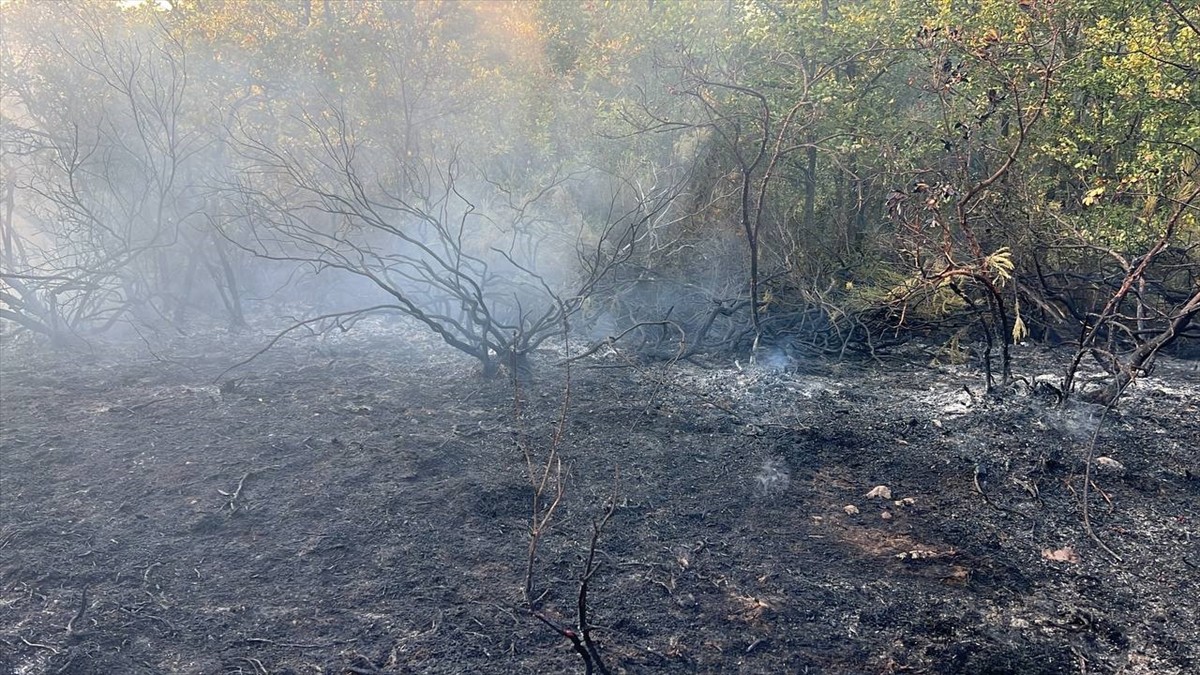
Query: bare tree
[
  {"left": 622, "top": 60, "right": 828, "bottom": 358},
  {"left": 0, "top": 9, "right": 246, "bottom": 342},
  {"left": 588, "top": 15, "right": 891, "bottom": 363},
  {"left": 223, "top": 105, "right": 678, "bottom": 377}
]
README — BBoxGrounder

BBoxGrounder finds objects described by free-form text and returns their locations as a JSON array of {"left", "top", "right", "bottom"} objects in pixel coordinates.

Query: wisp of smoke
[
  {"left": 758, "top": 346, "right": 792, "bottom": 371},
  {"left": 1047, "top": 402, "right": 1103, "bottom": 442},
  {"left": 755, "top": 456, "right": 790, "bottom": 497}
]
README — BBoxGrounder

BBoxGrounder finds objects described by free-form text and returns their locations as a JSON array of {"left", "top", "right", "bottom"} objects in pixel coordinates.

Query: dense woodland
[{"left": 1, "top": 0, "right": 1197, "bottom": 401}]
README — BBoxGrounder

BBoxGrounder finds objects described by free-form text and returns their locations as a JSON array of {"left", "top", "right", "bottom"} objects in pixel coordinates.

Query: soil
[{"left": 2, "top": 318, "right": 1198, "bottom": 675}]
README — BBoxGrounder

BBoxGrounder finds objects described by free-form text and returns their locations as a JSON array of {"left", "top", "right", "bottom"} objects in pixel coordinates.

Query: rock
[
  {"left": 865, "top": 485, "right": 892, "bottom": 499},
  {"left": 1094, "top": 456, "right": 1126, "bottom": 475}
]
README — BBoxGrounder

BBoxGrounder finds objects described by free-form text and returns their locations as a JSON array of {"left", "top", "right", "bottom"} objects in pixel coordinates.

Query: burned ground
[{"left": 1, "top": 320, "right": 1198, "bottom": 674}]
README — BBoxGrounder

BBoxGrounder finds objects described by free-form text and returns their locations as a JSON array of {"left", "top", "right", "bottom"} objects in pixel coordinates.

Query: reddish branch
[{"left": 532, "top": 499, "right": 617, "bottom": 675}]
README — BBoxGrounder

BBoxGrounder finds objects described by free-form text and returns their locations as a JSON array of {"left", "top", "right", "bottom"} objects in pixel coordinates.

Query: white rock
[{"left": 865, "top": 485, "right": 892, "bottom": 499}]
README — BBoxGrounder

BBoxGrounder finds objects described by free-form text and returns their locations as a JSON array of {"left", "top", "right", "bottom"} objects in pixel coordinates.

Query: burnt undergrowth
[{"left": 1, "top": 319, "right": 1197, "bottom": 674}]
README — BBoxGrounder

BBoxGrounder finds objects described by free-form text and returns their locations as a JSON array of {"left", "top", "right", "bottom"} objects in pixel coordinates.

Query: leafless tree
[
  {"left": 593, "top": 25, "right": 889, "bottom": 363},
  {"left": 222, "top": 105, "right": 679, "bottom": 377},
  {"left": 0, "top": 10, "right": 246, "bottom": 342}
]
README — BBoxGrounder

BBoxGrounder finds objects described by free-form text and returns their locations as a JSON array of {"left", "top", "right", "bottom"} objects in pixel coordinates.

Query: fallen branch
[
  {"left": 215, "top": 305, "right": 404, "bottom": 381},
  {"left": 20, "top": 636, "right": 59, "bottom": 654},
  {"left": 108, "top": 397, "right": 170, "bottom": 414},
  {"left": 557, "top": 321, "right": 686, "bottom": 366},
  {"left": 242, "top": 636, "right": 355, "bottom": 649}
]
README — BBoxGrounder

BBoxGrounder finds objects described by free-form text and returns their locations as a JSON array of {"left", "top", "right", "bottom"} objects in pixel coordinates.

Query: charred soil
[{"left": 2, "top": 320, "right": 1198, "bottom": 674}]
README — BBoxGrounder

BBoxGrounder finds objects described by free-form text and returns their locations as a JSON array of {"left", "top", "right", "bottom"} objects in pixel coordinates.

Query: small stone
[
  {"left": 865, "top": 485, "right": 892, "bottom": 500},
  {"left": 1041, "top": 546, "right": 1080, "bottom": 564},
  {"left": 844, "top": 504, "right": 860, "bottom": 515},
  {"left": 1094, "top": 456, "right": 1126, "bottom": 474},
  {"left": 881, "top": 510, "right": 893, "bottom": 520}
]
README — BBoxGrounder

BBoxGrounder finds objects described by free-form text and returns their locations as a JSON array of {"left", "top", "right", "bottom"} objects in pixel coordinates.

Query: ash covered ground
[{"left": 2, "top": 319, "right": 1198, "bottom": 674}]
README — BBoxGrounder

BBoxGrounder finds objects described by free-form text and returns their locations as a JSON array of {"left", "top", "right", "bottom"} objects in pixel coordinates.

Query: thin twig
[
  {"left": 522, "top": 301, "right": 573, "bottom": 605},
  {"left": 65, "top": 585, "right": 89, "bottom": 635},
  {"left": 1082, "top": 400, "right": 1123, "bottom": 563},
  {"left": 215, "top": 305, "right": 403, "bottom": 381},
  {"left": 578, "top": 499, "right": 618, "bottom": 675},
  {"left": 234, "top": 657, "right": 267, "bottom": 675},
  {"left": 20, "top": 636, "right": 59, "bottom": 654},
  {"left": 219, "top": 472, "right": 252, "bottom": 512}
]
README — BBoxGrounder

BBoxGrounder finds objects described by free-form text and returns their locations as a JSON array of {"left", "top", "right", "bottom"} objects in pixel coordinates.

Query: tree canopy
[{"left": 1, "top": 0, "right": 1196, "bottom": 393}]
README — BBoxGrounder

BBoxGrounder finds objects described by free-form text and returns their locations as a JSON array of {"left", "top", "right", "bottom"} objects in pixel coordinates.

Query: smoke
[
  {"left": 754, "top": 456, "right": 791, "bottom": 498},
  {"left": 757, "top": 346, "right": 792, "bottom": 371},
  {"left": 0, "top": 1, "right": 750, "bottom": 359},
  {"left": 1044, "top": 402, "right": 1104, "bottom": 443}
]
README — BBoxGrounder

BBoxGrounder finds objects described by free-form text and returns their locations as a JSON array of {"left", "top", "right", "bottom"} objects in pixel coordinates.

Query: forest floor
[{"left": 2, "top": 318, "right": 1198, "bottom": 675}]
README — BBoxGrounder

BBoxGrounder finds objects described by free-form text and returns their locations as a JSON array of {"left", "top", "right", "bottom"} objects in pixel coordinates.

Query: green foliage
[
  {"left": 3, "top": 0, "right": 1196, "bottom": 352},
  {"left": 1040, "top": 0, "right": 1200, "bottom": 246}
]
